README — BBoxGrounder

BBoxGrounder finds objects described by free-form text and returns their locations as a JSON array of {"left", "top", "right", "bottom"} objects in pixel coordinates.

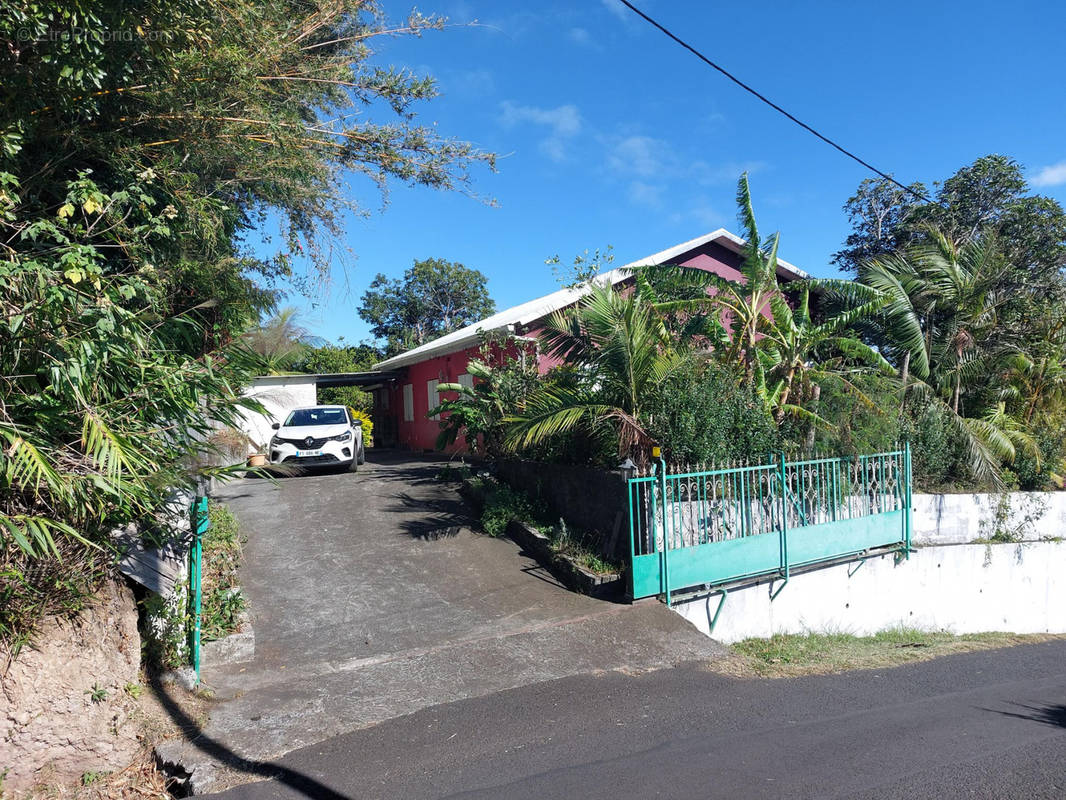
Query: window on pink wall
[
  {"left": 402, "top": 384, "right": 413, "bottom": 422},
  {"left": 427, "top": 379, "right": 440, "bottom": 419}
]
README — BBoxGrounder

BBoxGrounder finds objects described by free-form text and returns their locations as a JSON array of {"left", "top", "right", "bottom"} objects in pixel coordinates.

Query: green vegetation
[
  {"left": 85, "top": 683, "right": 109, "bottom": 703},
  {"left": 431, "top": 333, "right": 541, "bottom": 458},
  {"left": 1, "top": 0, "right": 493, "bottom": 650},
  {"left": 435, "top": 464, "right": 473, "bottom": 482},
  {"left": 543, "top": 519, "right": 619, "bottom": 575},
  {"left": 351, "top": 408, "right": 374, "bottom": 448},
  {"left": 719, "top": 628, "right": 1062, "bottom": 678},
  {"left": 475, "top": 477, "right": 619, "bottom": 575},
  {"left": 301, "top": 341, "right": 382, "bottom": 411},
  {"left": 435, "top": 162, "right": 1066, "bottom": 494},
  {"left": 645, "top": 359, "right": 779, "bottom": 465},
  {"left": 479, "top": 481, "right": 536, "bottom": 538},
  {"left": 81, "top": 771, "right": 109, "bottom": 786},
  {"left": 201, "top": 502, "right": 245, "bottom": 642}
]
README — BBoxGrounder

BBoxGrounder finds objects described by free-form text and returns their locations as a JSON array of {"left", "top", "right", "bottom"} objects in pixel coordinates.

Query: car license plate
[{"left": 297, "top": 450, "right": 322, "bottom": 457}]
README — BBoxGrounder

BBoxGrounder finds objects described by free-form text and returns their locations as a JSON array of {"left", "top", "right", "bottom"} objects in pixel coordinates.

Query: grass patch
[
  {"left": 201, "top": 501, "right": 246, "bottom": 642},
  {"left": 710, "top": 627, "right": 1064, "bottom": 679},
  {"left": 479, "top": 480, "right": 536, "bottom": 537}
]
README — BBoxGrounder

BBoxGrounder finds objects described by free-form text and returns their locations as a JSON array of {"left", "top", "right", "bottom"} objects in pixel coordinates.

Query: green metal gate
[{"left": 627, "top": 445, "right": 912, "bottom": 602}]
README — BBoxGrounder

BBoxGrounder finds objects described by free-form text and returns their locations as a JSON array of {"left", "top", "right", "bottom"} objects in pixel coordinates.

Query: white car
[{"left": 269, "top": 405, "right": 365, "bottom": 471}]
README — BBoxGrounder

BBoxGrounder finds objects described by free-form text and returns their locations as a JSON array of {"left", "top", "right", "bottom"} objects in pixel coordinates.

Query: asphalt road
[{"left": 205, "top": 638, "right": 1066, "bottom": 800}]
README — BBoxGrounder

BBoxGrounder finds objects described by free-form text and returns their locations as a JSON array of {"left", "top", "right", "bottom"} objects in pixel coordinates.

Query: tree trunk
[
  {"left": 774, "top": 366, "right": 797, "bottom": 425},
  {"left": 899, "top": 350, "right": 910, "bottom": 413},
  {"left": 804, "top": 383, "right": 821, "bottom": 452}
]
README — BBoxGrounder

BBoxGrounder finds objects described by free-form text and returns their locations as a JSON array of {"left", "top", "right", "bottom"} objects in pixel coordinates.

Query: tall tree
[
  {"left": 359, "top": 257, "right": 495, "bottom": 355},
  {"left": 855, "top": 230, "right": 1037, "bottom": 484},
  {"left": 834, "top": 156, "right": 1066, "bottom": 308},
  {"left": 1, "top": 0, "right": 497, "bottom": 344},
  {"left": 831, "top": 177, "right": 927, "bottom": 272}
]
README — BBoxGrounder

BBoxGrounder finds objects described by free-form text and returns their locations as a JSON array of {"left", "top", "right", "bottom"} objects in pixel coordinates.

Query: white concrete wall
[
  {"left": 673, "top": 540, "right": 1066, "bottom": 643},
  {"left": 912, "top": 491, "right": 1066, "bottom": 545},
  {"left": 236, "top": 375, "right": 317, "bottom": 453}
]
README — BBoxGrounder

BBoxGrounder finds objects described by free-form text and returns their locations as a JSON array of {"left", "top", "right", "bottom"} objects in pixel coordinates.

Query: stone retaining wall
[{"left": 495, "top": 459, "right": 630, "bottom": 561}]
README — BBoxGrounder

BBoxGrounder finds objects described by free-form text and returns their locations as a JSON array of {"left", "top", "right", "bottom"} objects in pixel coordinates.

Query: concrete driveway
[{"left": 162, "top": 451, "right": 722, "bottom": 792}]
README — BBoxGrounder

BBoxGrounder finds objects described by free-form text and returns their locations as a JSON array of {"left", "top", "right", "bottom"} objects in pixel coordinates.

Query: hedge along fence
[{"left": 494, "top": 459, "right": 630, "bottom": 563}]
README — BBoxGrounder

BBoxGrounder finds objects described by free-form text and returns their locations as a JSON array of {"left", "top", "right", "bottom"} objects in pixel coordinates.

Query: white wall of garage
[{"left": 236, "top": 375, "right": 317, "bottom": 453}]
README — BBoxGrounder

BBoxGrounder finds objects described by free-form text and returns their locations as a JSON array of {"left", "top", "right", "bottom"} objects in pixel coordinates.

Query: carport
[{"left": 238, "top": 370, "right": 402, "bottom": 450}]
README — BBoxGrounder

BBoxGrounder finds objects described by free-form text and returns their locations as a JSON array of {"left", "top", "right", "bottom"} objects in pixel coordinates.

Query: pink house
[{"left": 370, "top": 229, "right": 808, "bottom": 451}]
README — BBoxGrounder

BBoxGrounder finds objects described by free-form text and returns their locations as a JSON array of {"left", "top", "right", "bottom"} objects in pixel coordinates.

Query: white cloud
[
  {"left": 601, "top": 0, "right": 629, "bottom": 22},
  {"left": 499, "top": 101, "right": 582, "bottom": 162},
  {"left": 607, "top": 135, "right": 675, "bottom": 178},
  {"left": 628, "top": 181, "right": 663, "bottom": 207},
  {"left": 692, "top": 159, "right": 768, "bottom": 185},
  {"left": 1031, "top": 161, "right": 1066, "bottom": 187},
  {"left": 669, "top": 201, "right": 724, "bottom": 230},
  {"left": 568, "top": 27, "right": 598, "bottom": 48}
]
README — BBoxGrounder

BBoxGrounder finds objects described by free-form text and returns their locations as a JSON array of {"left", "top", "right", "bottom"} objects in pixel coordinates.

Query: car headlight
[
  {"left": 330, "top": 431, "right": 352, "bottom": 442},
  {"left": 269, "top": 435, "right": 279, "bottom": 446}
]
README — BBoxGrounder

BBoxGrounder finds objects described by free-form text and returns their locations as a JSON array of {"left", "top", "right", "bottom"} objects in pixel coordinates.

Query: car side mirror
[
  {"left": 271, "top": 422, "right": 280, "bottom": 430},
  {"left": 353, "top": 419, "right": 363, "bottom": 426}
]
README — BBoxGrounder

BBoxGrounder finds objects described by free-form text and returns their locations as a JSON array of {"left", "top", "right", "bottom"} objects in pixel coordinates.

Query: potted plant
[{"left": 247, "top": 433, "right": 269, "bottom": 467}]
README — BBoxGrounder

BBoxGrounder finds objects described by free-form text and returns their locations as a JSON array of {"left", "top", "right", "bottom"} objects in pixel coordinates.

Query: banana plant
[{"left": 759, "top": 281, "right": 892, "bottom": 425}]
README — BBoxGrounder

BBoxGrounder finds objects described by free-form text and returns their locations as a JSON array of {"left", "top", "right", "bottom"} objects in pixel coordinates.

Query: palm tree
[
  {"left": 241, "top": 307, "right": 323, "bottom": 373},
  {"left": 856, "top": 230, "right": 1035, "bottom": 483},
  {"left": 504, "top": 284, "right": 680, "bottom": 461}
]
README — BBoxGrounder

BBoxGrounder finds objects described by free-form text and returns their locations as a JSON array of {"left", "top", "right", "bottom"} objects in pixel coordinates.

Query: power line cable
[{"left": 615, "top": 0, "right": 930, "bottom": 203}]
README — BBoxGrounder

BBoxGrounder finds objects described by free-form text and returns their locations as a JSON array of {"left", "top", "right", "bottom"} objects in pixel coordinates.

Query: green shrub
[
  {"left": 645, "top": 360, "right": 779, "bottom": 465},
  {"left": 1010, "top": 422, "right": 1066, "bottom": 491},
  {"left": 900, "top": 401, "right": 978, "bottom": 490},
  {"left": 781, "top": 374, "right": 901, "bottom": 456},
  {"left": 480, "top": 482, "right": 536, "bottom": 537}
]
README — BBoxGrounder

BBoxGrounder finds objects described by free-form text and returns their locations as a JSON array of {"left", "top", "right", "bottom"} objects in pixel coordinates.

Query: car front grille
[
  {"left": 287, "top": 453, "right": 339, "bottom": 465},
  {"left": 276, "top": 436, "right": 330, "bottom": 449}
]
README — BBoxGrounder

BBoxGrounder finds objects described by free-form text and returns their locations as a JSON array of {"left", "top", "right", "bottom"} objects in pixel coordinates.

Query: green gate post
[
  {"left": 656, "top": 448, "right": 672, "bottom": 606},
  {"left": 778, "top": 451, "right": 789, "bottom": 582},
  {"left": 189, "top": 496, "right": 208, "bottom": 682},
  {"left": 904, "top": 440, "right": 913, "bottom": 558}
]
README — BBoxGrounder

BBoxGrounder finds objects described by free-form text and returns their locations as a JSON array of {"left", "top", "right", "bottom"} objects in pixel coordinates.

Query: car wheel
[
  {"left": 357, "top": 445, "right": 365, "bottom": 465},
  {"left": 347, "top": 456, "right": 359, "bottom": 473}
]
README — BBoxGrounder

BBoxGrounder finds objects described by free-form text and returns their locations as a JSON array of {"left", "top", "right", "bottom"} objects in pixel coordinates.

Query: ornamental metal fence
[{"left": 626, "top": 445, "right": 912, "bottom": 602}]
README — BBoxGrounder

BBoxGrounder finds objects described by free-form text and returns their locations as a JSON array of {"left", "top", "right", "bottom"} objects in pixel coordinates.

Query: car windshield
[{"left": 283, "top": 408, "right": 347, "bottom": 427}]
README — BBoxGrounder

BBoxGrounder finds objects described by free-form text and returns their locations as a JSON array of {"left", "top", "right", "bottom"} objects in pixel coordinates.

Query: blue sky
[{"left": 273, "top": 0, "right": 1066, "bottom": 344}]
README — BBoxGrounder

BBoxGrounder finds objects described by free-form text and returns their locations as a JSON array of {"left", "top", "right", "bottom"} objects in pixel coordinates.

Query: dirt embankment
[{"left": 1, "top": 579, "right": 142, "bottom": 795}]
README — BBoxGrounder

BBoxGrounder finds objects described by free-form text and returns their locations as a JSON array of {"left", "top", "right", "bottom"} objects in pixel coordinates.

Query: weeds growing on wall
[{"left": 200, "top": 502, "right": 246, "bottom": 642}]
